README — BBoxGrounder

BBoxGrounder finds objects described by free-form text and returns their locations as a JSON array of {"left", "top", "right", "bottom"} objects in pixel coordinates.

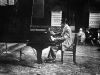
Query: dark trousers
[
  {"left": 47, "top": 47, "right": 56, "bottom": 59},
  {"left": 47, "top": 44, "right": 62, "bottom": 59}
]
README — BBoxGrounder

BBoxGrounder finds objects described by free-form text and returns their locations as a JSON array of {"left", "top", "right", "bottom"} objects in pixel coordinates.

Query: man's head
[
  {"left": 79, "top": 28, "right": 83, "bottom": 32},
  {"left": 61, "top": 22, "right": 65, "bottom": 28},
  {"left": 61, "top": 18, "right": 68, "bottom": 28},
  {"left": 65, "top": 18, "right": 68, "bottom": 24}
]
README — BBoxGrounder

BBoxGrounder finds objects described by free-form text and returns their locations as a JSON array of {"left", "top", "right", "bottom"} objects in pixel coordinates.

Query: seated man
[{"left": 45, "top": 19, "right": 72, "bottom": 62}]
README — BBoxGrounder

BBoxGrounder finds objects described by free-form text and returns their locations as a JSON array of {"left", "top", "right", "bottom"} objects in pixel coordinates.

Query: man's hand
[
  {"left": 51, "top": 36, "right": 61, "bottom": 41},
  {"left": 50, "top": 31, "right": 55, "bottom": 36},
  {"left": 51, "top": 36, "right": 56, "bottom": 41}
]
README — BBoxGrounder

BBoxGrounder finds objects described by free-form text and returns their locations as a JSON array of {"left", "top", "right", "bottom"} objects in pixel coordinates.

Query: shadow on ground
[
  {"left": 0, "top": 53, "right": 37, "bottom": 68},
  {"left": 0, "top": 45, "right": 100, "bottom": 75},
  {"left": 97, "top": 48, "right": 100, "bottom": 51},
  {"left": 75, "top": 56, "right": 100, "bottom": 75}
]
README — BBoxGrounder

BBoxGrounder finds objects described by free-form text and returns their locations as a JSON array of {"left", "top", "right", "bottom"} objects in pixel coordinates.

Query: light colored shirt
[{"left": 78, "top": 31, "right": 85, "bottom": 39}]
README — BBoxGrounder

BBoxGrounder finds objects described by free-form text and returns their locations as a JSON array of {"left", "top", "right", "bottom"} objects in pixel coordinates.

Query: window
[
  {"left": 8, "top": 0, "right": 15, "bottom": 5},
  {"left": 89, "top": 12, "right": 100, "bottom": 28},
  {"left": 0, "top": 0, "right": 7, "bottom": 6},
  {"left": 0, "top": 0, "right": 15, "bottom": 6},
  {"left": 51, "top": 11, "right": 62, "bottom": 26}
]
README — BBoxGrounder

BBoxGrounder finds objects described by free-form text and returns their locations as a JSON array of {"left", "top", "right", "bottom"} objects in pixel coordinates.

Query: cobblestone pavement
[{"left": 0, "top": 43, "right": 100, "bottom": 75}]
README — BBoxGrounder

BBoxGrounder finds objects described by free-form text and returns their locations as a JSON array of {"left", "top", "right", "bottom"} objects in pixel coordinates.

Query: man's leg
[
  {"left": 44, "top": 46, "right": 57, "bottom": 63},
  {"left": 47, "top": 46, "right": 56, "bottom": 59}
]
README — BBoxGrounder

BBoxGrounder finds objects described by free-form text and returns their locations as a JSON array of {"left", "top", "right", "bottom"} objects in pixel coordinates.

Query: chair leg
[
  {"left": 61, "top": 50, "right": 63, "bottom": 64},
  {"left": 73, "top": 50, "right": 76, "bottom": 64}
]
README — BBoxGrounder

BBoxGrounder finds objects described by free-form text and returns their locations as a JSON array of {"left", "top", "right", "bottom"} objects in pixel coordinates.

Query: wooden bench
[{"left": 61, "top": 33, "right": 77, "bottom": 64}]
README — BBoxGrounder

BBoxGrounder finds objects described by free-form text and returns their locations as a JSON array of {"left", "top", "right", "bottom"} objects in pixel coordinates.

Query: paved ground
[{"left": 0, "top": 43, "right": 100, "bottom": 75}]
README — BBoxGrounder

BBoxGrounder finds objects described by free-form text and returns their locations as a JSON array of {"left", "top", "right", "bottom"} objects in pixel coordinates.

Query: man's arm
[
  {"left": 50, "top": 31, "right": 61, "bottom": 37},
  {"left": 54, "top": 32, "right": 61, "bottom": 36}
]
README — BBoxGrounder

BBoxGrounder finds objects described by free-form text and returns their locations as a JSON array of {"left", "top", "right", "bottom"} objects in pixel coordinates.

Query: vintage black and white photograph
[{"left": 0, "top": 0, "right": 100, "bottom": 75}]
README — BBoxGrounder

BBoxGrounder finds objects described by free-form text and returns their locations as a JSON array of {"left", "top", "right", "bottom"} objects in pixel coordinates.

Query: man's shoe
[
  {"left": 51, "top": 59, "right": 56, "bottom": 63},
  {"left": 44, "top": 58, "right": 56, "bottom": 63}
]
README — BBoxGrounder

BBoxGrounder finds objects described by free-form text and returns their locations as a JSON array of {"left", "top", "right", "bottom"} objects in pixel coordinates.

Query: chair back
[{"left": 71, "top": 33, "right": 77, "bottom": 45}]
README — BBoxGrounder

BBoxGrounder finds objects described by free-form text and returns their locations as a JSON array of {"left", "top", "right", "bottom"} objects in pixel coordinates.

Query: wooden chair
[{"left": 61, "top": 33, "right": 77, "bottom": 64}]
